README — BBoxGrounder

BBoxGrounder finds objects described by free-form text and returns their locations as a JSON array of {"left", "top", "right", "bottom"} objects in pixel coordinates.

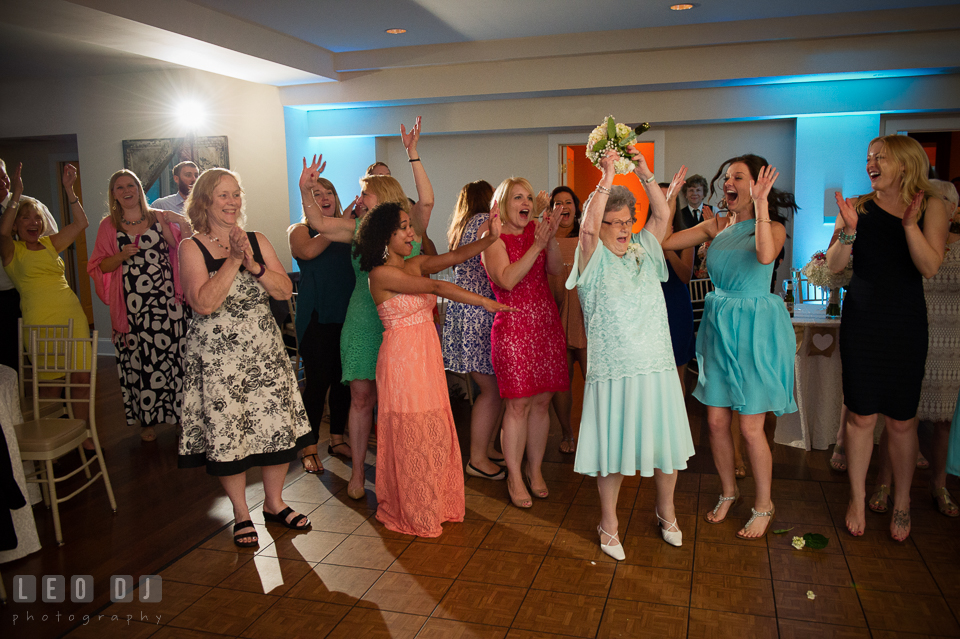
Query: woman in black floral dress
[
  {"left": 177, "top": 168, "right": 312, "bottom": 547},
  {"left": 88, "top": 170, "right": 187, "bottom": 442}
]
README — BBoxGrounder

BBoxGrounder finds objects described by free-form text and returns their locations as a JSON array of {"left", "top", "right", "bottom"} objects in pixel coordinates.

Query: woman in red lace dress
[{"left": 483, "top": 178, "right": 569, "bottom": 508}]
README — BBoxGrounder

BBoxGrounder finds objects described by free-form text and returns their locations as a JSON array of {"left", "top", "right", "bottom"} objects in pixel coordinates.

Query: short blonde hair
[
  {"left": 358, "top": 175, "right": 411, "bottom": 214},
  {"left": 857, "top": 136, "right": 936, "bottom": 220},
  {"left": 492, "top": 177, "right": 534, "bottom": 227},
  {"left": 106, "top": 169, "right": 154, "bottom": 230},
  {"left": 12, "top": 199, "right": 47, "bottom": 240},
  {"left": 185, "top": 168, "right": 246, "bottom": 234}
]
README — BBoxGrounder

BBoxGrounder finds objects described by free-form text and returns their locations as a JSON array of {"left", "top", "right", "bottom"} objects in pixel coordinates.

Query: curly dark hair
[
  {"left": 709, "top": 154, "right": 798, "bottom": 224},
  {"left": 353, "top": 201, "right": 404, "bottom": 272}
]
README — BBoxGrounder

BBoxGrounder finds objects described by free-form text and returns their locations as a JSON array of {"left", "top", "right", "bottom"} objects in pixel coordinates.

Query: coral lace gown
[{"left": 374, "top": 292, "right": 465, "bottom": 537}]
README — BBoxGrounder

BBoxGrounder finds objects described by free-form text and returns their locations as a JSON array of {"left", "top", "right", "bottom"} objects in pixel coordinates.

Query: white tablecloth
[
  {"left": 0, "top": 364, "right": 41, "bottom": 563},
  {"left": 774, "top": 304, "right": 843, "bottom": 451}
]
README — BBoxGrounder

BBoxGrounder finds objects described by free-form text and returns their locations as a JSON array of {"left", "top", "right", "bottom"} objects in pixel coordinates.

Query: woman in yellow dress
[{"left": 0, "top": 163, "right": 92, "bottom": 442}]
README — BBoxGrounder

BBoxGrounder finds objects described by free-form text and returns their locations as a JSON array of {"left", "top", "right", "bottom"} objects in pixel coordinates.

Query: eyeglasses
[{"left": 602, "top": 218, "right": 635, "bottom": 229}]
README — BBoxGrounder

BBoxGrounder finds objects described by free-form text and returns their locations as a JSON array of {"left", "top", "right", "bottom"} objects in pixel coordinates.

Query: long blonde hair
[
  {"left": 106, "top": 169, "right": 154, "bottom": 229},
  {"left": 447, "top": 180, "right": 493, "bottom": 249},
  {"left": 856, "top": 135, "right": 936, "bottom": 219},
  {"left": 184, "top": 168, "right": 246, "bottom": 234},
  {"left": 492, "top": 177, "right": 534, "bottom": 227}
]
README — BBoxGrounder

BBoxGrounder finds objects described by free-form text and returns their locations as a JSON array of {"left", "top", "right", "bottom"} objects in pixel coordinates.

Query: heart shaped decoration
[{"left": 812, "top": 332, "right": 834, "bottom": 351}]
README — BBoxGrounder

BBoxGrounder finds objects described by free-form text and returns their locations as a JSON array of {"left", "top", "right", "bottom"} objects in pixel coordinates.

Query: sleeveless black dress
[{"left": 839, "top": 200, "right": 928, "bottom": 420}]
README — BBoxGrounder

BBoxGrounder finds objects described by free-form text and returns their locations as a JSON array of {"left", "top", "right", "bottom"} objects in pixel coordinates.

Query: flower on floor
[
  {"left": 792, "top": 536, "right": 806, "bottom": 550},
  {"left": 807, "top": 590, "right": 816, "bottom": 600},
  {"left": 586, "top": 116, "right": 650, "bottom": 174}
]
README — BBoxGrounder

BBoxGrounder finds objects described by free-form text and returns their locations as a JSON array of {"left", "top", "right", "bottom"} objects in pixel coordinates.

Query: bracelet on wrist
[
  {"left": 595, "top": 185, "right": 611, "bottom": 195},
  {"left": 68, "top": 197, "right": 80, "bottom": 205},
  {"left": 756, "top": 218, "right": 772, "bottom": 224},
  {"left": 643, "top": 175, "right": 656, "bottom": 184},
  {"left": 838, "top": 229, "right": 857, "bottom": 245},
  {"left": 302, "top": 202, "right": 315, "bottom": 208},
  {"left": 252, "top": 262, "right": 267, "bottom": 278},
  {"left": 408, "top": 158, "right": 421, "bottom": 163}
]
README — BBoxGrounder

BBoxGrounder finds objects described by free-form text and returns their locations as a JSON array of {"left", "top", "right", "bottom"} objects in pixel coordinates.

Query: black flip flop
[
  {"left": 233, "top": 520, "right": 259, "bottom": 547},
  {"left": 263, "top": 507, "right": 311, "bottom": 530}
]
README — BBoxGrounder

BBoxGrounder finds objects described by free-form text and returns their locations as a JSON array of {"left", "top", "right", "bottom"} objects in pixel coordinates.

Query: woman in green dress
[{"left": 568, "top": 149, "right": 695, "bottom": 559}]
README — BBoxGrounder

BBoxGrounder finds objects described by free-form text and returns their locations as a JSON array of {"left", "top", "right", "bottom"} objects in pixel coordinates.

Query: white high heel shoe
[
  {"left": 598, "top": 524, "right": 626, "bottom": 561},
  {"left": 656, "top": 508, "right": 682, "bottom": 547}
]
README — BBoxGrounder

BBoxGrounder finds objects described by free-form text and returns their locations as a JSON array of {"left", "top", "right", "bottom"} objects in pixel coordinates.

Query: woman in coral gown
[{"left": 356, "top": 201, "right": 513, "bottom": 537}]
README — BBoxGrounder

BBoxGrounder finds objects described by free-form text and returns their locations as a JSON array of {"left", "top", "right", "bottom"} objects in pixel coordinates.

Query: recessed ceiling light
[
  {"left": 385, "top": 28, "right": 406, "bottom": 34},
  {"left": 670, "top": 3, "right": 696, "bottom": 9}
]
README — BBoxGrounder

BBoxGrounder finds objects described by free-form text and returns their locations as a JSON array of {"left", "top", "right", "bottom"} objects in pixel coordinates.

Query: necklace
[
  {"left": 121, "top": 210, "right": 146, "bottom": 226},
  {"left": 205, "top": 233, "right": 229, "bottom": 252}
]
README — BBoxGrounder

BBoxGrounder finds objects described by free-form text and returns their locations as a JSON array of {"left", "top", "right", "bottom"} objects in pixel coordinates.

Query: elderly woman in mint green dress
[{"left": 567, "top": 149, "right": 695, "bottom": 560}]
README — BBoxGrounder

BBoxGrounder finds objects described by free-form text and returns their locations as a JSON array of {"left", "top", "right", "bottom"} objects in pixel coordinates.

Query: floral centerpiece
[
  {"left": 586, "top": 116, "right": 650, "bottom": 175},
  {"left": 802, "top": 250, "right": 853, "bottom": 318}
]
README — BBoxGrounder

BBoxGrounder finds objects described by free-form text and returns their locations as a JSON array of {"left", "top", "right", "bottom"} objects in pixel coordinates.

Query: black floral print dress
[
  {"left": 116, "top": 224, "right": 185, "bottom": 427},
  {"left": 177, "top": 233, "right": 311, "bottom": 476}
]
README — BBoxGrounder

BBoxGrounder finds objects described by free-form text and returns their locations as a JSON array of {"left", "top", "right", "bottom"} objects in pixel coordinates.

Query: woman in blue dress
[
  {"left": 442, "top": 180, "right": 505, "bottom": 480},
  {"left": 568, "top": 149, "right": 695, "bottom": 559},
  {"left": 662, "top": 154, "right": 798, "bottom": 540}
]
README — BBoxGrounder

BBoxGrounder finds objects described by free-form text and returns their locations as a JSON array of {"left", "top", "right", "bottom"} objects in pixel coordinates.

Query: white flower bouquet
[
  {"left": 586, "top": 116, "right": 650, "bottom": 175},
  {"left": 625, "top": 242, "right": 644, "bottom": 267},
  {"left": 801, "top": 250, "right": 853, "bottom": 290}
]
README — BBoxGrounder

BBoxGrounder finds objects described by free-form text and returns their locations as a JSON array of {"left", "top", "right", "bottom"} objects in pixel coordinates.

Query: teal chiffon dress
[
  {"left": 948, "top": 387, "right": 960, "bottom": 477},
  {"left": 340, "top": 219, "right": 421, "bottom": 383},
  {"left": 693, "top": 218, "right": 797, "bottom": 416},
  {"left": 566, "top": 230, "right": 695, "bottom": 477}
]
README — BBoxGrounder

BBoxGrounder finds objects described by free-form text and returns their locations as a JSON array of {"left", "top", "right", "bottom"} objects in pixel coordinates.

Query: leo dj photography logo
[{"left": 12, "top": 574, "right": 162, "bottom": 603}]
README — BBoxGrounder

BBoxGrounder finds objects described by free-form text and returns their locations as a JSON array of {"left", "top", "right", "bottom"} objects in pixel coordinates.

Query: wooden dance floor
[{"left": 1, "top": 358, "right": 959, "bottom": 638}]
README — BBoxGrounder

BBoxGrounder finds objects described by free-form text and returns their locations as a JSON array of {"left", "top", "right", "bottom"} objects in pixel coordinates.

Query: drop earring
[{"left": 382, "top": 246, "right": 390, "bottom": 261}]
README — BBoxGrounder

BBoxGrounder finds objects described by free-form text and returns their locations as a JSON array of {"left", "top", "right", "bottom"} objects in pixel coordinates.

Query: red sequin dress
[
  {"left": 487, "top": 223, "right": 569, "bottom": 399},
  {"left": 374, "top": 292, "right": 464, "bottom": 537}
]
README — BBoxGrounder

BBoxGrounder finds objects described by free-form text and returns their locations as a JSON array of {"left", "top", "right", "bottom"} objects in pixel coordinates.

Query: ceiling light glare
[
  {"left": 670, "top": 4, "right": 695, "bottom": 10},
  {"left": 385, "top": 28, "right": 407, "bottom": 34},
  {"left": 175, "top": 100, "right": 206, "bottom": 131}
]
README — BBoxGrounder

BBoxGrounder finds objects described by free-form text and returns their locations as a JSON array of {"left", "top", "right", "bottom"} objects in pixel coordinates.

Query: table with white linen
[
  {"left": 0, "top": 363, "right": 41, "bottom": 562},
  {"left": 774, "top": 304, "right": 843, "bottom": 451}
]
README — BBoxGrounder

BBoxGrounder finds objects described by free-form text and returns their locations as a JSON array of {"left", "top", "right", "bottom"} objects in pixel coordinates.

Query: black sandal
[
  {"left": 300, "top": 453, "right": 323, "bottom": 475},
  {"left": 233, "top": 520, "right": 259, "bottom": 547},
  {"left": 263, "top": 507, "right": 311, "bottom": 530},
  {"left": 327, "top": 442, "right": 351, "bottom": 458}
]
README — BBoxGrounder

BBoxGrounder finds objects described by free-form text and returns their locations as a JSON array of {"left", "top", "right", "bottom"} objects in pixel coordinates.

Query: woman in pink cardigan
[{"left": 88, "top": 170, "right": 187, "bottom": 442}]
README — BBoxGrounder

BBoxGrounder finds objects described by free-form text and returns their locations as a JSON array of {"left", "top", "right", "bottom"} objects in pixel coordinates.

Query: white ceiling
[{"left": 1, "top": 0, "right": 956, "bottom": 87}]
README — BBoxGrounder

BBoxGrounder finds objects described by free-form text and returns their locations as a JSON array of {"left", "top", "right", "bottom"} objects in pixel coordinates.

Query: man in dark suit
[{"left": 677, "top": 174, "right": 712, "bottom": 230}]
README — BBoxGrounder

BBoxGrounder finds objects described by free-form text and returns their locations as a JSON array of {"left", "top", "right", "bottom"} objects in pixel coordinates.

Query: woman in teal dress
[
  {"left": 662, "top": 154, "right": 798, "bottom": 541},
  {"left": 298, "top": 118, "right": 433, "bottom": 500},
  {"left": 567, "top": 149, "right": 695, "bottom": 559}
]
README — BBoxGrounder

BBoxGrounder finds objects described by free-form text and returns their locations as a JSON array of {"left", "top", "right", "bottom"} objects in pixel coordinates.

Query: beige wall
[{"left": 0, "top": 68, "right": 289, "bottom": 339}]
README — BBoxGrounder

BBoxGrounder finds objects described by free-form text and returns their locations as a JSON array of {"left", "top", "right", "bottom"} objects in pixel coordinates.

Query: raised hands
[
  {"left": 750, "top": 165, "right": 779, "bottom": 207},
  {"left": 834, "top": 191, "right": 859, "bottom": 231},
  {"left": 599, "top": 150, "right": 618, "bottom": 181},
  {"left": 535, "top": 190, "right": 549, "bottom": 217},
  {"left": 229, "top": 225, "right": 254, "bottom": 269},
  {"left": 299, "top": 155, "right": 326, "bottom": 193},
  {"left": 400, "top": 116, "right": 422, "bottom": 155},
  {"left": 7, "top": 162, "right": 23, "bottom": 202},
  {"left": 62, "top": 163, "right": 79, "bottom": 192},
  {"left": 666, "top": 165, "right": 688, "bottom": 202},
  {"left": 902, "top": 190, "right": 925, "bottom": 228},
  {"left": 626, "top": 144, "right": 653, "bottom": 182}
]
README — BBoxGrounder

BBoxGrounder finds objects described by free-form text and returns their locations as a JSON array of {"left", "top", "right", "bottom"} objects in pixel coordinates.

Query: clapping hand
[
  {"left": 750, "top": 164, "right": 779, "bottom": 205},
  {"left": 401, "top": 116, "right": 422, "bottom": 155},
  {"left": 902, "top": 190, "right": 924, "bottom": 228},
  {"left": 535, "top": 190, "right": 549, "bottom": 217},
  {"left": 299, "top": 155, "right": 326, "bottom": 193},
  {"left": 228, "top": 226, "right": 254, "bottom": 270},
  {"left": 834, "top": 191, "right": 859, "bottom": 232},
  {"left": 487, "top": 201, "right": 502, "bottom": 240},
  {"left": 7, "top": 162, "right": 23, "bottom": 202},
  {"left": 534, "top": 206, "right": 562, "bottom": 250}
]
